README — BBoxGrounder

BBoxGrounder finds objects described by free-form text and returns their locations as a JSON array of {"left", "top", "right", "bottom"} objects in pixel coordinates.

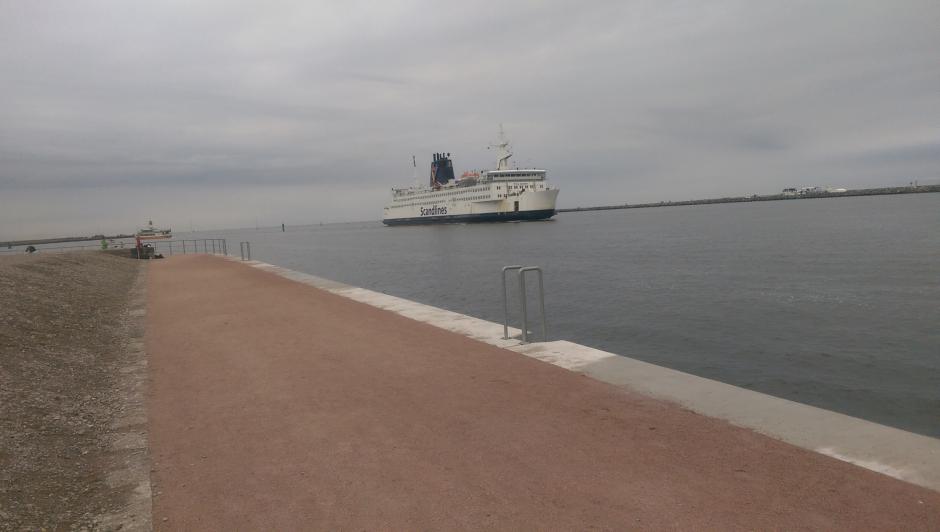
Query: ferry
[
  {"left": 382, "top": 128, "right": 559, "bottom": 225},
  {"left": 136, "top": 220, "right": 172, "bottom": 240}
]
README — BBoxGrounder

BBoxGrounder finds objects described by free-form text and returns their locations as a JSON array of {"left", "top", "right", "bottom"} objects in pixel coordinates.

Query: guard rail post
[
  {"left": 502, "top": 265, "right": 523, "bottom": 339},
  {"left": 518, "top": 267, "right": 547, "bottom": 343}
]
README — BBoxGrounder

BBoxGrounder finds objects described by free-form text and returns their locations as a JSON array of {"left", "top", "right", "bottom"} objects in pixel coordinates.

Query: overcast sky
[{"left": 1, "top": 0, "right": 938, "bottom": 239}]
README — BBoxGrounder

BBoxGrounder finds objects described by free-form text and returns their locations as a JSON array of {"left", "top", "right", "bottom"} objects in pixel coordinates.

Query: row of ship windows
[
  {"left": 494, "top": 172, "right": 543, "bottom": 178},
  {"left": 400, "top": 185, "right": 489, "bottom": 200},
  {"left": 396, "top": 189, "right": 491, "bottom": 202},
  {"left": 396, "top": 184, "right": 544, "bottom": 203},
  {"left": 404, "top": 195, "right": 491, "bottom": 206},
  {"left": 398, "top": 197, "right": 488, "bottom": 205}
]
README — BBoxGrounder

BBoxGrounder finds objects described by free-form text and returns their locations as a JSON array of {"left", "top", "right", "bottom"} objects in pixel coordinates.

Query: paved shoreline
[
  {"left": 248, "top": 259, "right": 940, "bottom": 491},
  {"left": 146, "top": 255, "right": 940, "bottom": 529}
]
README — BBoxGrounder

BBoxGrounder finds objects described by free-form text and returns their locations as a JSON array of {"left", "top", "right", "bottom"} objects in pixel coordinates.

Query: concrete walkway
[{"left": 146, "top": 255, "right": 940, "bottom": 529}]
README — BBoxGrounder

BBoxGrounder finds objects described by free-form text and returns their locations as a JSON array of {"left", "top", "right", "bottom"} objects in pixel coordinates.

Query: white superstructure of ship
[
  {"left": 135, "top": 220, "right": 172, "bottom": 240},
  {"left": 382, "top": 127, "right": 559, "bottom": 225}
]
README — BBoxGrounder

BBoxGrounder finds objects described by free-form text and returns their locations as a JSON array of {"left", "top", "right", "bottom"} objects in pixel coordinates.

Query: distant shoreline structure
[
  {"left": 2, "top": 234, "right": 135, "bottom": 249},
  {"left": 558, "top": 184, "right": 940, "bottom": 214}
]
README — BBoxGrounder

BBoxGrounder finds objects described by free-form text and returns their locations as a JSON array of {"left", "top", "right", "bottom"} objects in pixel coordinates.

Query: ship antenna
[{"left": 489, "top": 124, "right": 513, "bottom": 170}]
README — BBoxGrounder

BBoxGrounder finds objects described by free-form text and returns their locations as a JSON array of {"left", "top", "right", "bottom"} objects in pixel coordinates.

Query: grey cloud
[
  {"left": 1, "top": 0, "right": 939, "bottom": 238},
  {"left": 842, "top": 142, "right": 940, "bottom": 167}
]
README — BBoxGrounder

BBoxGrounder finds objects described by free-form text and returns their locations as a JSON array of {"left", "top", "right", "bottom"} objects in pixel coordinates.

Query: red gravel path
[{"left": 146, "top": 255, "right": 940, "bottom": 529}]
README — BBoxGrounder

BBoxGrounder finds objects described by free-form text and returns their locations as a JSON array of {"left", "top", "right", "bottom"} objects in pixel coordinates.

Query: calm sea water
[{"left": 195, "top": 194, "right": 939, "bottom": 437}]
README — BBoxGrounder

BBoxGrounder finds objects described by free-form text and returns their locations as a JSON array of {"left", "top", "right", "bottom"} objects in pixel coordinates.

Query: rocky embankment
[{"left": 0, "top": 252, "right": 150, "bottom": 530}]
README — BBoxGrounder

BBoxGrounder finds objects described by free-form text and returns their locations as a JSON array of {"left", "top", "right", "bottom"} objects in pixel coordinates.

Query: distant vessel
[
  {"left": 783, "top": 186, "right": 848, "bottom": 196},
  {"left": 382, "top": 127, "right": 559, "bottom": 225},
  {"left": 136, "top": 220, "right": 172, "bottom": 240}
]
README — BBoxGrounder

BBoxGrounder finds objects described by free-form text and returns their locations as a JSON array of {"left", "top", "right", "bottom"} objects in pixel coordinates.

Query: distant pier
[
  {"left": 2, "top": 233, "right": 135, "bottom": 249},
  {"left": 559, "top": 183, "right": 940, "bottom": 213}
]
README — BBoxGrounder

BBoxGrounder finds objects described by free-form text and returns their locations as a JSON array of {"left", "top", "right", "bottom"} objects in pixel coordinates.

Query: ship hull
[
  {"left": 384, "top": 187, "right": 559, "bottom": 226},
  {"left": 383, "top": 209, "right": 556, "bottom": 226}
]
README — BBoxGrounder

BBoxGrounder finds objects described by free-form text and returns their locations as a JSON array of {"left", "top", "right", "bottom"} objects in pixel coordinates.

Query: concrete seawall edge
[{"left": 237, "top": 257, "right": 940, "bottom": 492}]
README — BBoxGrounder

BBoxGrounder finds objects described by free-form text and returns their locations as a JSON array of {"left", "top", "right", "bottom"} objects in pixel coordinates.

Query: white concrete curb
[{"left": 235, "top": 257, "right": 940, "bottom": 492}]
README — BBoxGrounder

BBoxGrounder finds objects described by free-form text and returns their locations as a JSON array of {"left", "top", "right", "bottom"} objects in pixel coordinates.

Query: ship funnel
[{"left": 429, "top": 151, "right": 456, "bottom": 188}]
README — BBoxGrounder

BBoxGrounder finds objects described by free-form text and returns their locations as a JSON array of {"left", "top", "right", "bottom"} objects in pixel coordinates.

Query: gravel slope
[{"left": 0, "top": 252, "right": 150, "bottom": 530}]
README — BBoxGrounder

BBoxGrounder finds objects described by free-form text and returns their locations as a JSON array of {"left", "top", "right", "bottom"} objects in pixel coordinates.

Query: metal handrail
[
  {"left": 502, "top": 265, "right": 523, "bottom": 339},
  {"left": 147, "top": 239, "right": 227, "bottom": 257},
  {"left": 519, "top": 267, "right": 547, "bottom": 343},
  {"left": 239, "top": 241, "right": 251, "bottom": 261},
  {"left": 502, "top": 265, "right": 547, "bottom": 343}
]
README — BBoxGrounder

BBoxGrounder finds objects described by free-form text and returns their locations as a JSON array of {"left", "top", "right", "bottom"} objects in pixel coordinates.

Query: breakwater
[
  {"left": 558, "top": 184, "right": 940, "bottom": 212},
  {"left": 2, "top": 233, "right": 135, "bottom": 248}
]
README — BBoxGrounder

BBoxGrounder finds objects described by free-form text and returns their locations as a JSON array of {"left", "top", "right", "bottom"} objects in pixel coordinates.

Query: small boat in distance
[
  {"left": 136, "top": 220, "right": 172, "bottom": 240},
  {"left": 382, "top": 127, "right": 559, "bottom": 225}
]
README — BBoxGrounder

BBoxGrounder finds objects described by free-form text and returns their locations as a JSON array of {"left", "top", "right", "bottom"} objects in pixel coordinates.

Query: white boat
[
  {"left": 136, "top": 220, "right": 172, "bottom": 240},
  {"left": 382, "top": 128, "right": 559, "bottom": 225}
]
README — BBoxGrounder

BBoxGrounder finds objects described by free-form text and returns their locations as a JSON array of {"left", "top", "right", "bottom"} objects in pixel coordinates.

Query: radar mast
[{"left": 489, "top": 124, "right": 513, "bottom": 170}]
